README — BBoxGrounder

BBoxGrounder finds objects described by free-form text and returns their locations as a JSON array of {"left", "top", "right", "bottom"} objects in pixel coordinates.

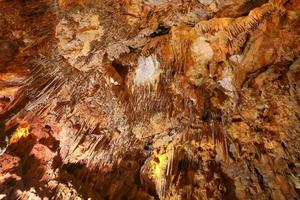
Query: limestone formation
[{"left": 0, "top": 0, "right": 299, "bottom": 199}]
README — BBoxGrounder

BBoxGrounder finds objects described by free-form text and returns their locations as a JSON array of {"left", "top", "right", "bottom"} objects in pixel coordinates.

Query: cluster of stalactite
[{"left": 0, "top": 0, "right": 300, "bottom": 199}]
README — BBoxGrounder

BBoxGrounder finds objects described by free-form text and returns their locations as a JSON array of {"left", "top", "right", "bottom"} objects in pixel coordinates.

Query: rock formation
[{"left": 0, "top": 0, "right": 299, "bottom": 199}]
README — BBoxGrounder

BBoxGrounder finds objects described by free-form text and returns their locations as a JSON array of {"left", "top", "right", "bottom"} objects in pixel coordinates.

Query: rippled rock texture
[{"left": 0, "top": 0, "right": 300, "bottom": 199}]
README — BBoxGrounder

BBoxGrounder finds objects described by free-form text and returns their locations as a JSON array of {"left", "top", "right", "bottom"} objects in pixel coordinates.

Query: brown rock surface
[{"left": 0, "top": 0, "right": 299, "bottom": 199}]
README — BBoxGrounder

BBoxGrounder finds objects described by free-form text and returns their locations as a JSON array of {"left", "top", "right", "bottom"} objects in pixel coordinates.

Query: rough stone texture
[{"left": 0, "top": 0, "right": 299, "bottom": 199}]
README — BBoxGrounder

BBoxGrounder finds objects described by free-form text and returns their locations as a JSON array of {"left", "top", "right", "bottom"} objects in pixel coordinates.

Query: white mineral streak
[
  {"left": 134, "top": 55, "right": 161, "bottom": 86},
  {"left": 191, "top": 37, "right": 214, "bottom": 62},
  {"left": 229, "top": 54, "right": 243, "bottom": 63},
  {"left": 110, "top": 77, "right": 119, "bottom": 85},
  {"left": 218, "top": 77, "right": 235, "bottom": 93},
  {"left": 218, "top": 68, "right": 239, "bottom": 109},
  {"left": 0, "top": 136, "right": 8, "bottom": 156},
  {"left": 189, "top": 36, "right": 213, "bottom": 85}
]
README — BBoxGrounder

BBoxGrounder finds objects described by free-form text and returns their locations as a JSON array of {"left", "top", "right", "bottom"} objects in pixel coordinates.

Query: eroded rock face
[
  {"left": 56, "top": 13, "right": 104, "bottom": 71},
  {"left": 0, "top": 0, "right": 299, "bottom": 199}
]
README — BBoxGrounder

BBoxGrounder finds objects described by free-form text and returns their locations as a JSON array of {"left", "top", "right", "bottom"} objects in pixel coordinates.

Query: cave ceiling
[{"left": 0, "top": 0, "right": 300, "bottom": 199}]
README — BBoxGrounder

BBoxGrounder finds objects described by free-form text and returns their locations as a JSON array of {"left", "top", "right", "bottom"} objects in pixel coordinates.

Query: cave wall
[{"left": 0, "top": 0, "right": 300, "bottom": 199}]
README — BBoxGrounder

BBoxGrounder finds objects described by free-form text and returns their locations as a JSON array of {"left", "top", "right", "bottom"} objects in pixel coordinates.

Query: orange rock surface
[{"left": 0, "top": 0, "right": 299, "bottom": 199}]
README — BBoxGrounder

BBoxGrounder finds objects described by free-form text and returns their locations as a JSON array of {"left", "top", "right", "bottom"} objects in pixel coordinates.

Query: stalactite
[{"left": 0, "top": 0, "right": 299, "bottom": 199}]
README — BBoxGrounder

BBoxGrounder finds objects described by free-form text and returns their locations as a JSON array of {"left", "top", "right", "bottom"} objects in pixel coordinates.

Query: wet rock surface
[{"left": 0, "top": 0, "right": 299, "bottom": 199}]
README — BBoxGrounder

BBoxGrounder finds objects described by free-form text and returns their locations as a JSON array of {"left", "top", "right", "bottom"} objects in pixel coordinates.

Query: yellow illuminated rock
[
  {"left": 10, "top": 127, "right": 29, "bottom": 144},
  {"left": 151, "top": 153, "right": 168, "bottom": 180}
]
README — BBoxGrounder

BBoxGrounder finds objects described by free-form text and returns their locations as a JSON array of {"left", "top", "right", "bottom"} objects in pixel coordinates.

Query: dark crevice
[
  {"left": 111, "top": 60, "right": 129, "bottom": 80},
  {"left": 150, "top": 25, "right": 171, "bottom": 38},
  {"left": 254, "top": 167, "right": 266, "bottom": 190}
]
